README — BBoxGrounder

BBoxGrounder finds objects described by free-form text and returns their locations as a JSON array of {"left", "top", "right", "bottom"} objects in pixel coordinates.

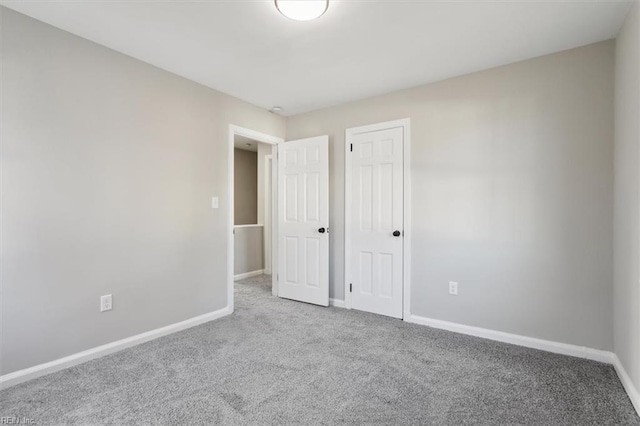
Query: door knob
[
  {"left": 318, "top": 227, "right": 326, "bottom": 233},
  {"left": 393, "top": 230, "right": 401, "bottom": 237}
]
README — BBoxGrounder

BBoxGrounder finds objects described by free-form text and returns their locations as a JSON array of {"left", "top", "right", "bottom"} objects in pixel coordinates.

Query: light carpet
[{"left": 1, "top": 274, "right": 638, "bottom": 425}]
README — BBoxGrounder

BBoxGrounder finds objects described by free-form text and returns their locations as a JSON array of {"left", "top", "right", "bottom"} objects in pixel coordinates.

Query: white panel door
[
  {"left": 350, "top": 127, "right": 403, "bottom": 318},
  {"left": 277, "top": 136, "right": 329, "bottom": 306}
]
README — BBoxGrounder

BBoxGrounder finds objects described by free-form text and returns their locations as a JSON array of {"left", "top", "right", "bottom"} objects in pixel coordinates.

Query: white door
[
  {"left": 277, "top": 136, "right": 329, "bottom": 306},
  {"left": 348, "top": 126, "right": 404, "bottom": 318}
]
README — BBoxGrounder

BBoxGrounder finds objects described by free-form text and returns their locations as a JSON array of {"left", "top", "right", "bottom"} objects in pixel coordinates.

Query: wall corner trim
[
  {"left": 612, "top": 354, "right": 640, "bottom": 417},
  {"left": 0, "top": 306, "right": 233, "bottom": 390},
  {"left": 406, "top": 314, "right": 614, "bottom": 363}
]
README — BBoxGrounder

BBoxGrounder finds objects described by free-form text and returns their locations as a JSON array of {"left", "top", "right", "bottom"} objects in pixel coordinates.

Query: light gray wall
[
  {"left": 234, "top": 227, "right": 264, "bottom": 275},
  {"left": 614, "top": 1, "right": 640, "bottom": 399},
  {"left": 234, "top": 148, "right": 258, "bottom": 225},
  {"left": 0, "top": 7, "right": 285, "bottom": 375},
  {"left": 0, "top": 4, "right": 621, "bottom": 377},
  {"left": 286, "top": 41, "right": 615, "bottom": 350}
]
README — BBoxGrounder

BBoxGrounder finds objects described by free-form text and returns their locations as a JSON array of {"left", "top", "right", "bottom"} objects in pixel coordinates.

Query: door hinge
[
  {"left": 350, "top": 283, "right": 352, "bottom": 293},
  {"left": 350, "top": 144, "right": 353, "bottom": 152}
]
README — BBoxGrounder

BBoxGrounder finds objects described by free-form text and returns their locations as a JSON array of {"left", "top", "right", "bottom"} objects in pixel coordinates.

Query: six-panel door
[
  {"left": 277, "top": 136, "right": 329, "bottom": 306},
  {"left": 350, "top": 127, "right": 404, "bottom": 318}
]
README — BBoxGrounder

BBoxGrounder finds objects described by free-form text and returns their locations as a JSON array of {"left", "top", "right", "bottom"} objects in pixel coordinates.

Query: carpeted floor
[{"left": 1, "top": 274, "right": 638, "bottom": 425}]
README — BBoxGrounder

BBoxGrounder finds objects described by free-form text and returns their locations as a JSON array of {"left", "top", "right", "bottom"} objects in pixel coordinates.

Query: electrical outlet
[
  {"left": 100, "top": 294, "right": 112, "bottom": 312},
  {"left": 448, "top": 281, "right": 458, "bottom": 295},
  {"left": 211, "top": 197, "right": 219, "bottom": 209}
]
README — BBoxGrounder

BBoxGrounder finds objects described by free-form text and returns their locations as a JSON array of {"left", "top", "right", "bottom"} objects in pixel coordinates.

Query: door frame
[
  {"left": 264, "top": 155, "right": 273, "bottom": 275},
  {"left": 343, "top": 118, "right": 412, "bottom": 319},
  {"left": 228, "top": 125, "right": 283, "bottom": 311}
]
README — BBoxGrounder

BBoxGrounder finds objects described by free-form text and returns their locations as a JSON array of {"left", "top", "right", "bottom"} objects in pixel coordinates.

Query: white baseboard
[
  {"left": 2, "top": 304, "right": 638, "bottom": 419},
  {"left": 0, "top": 306, "right": 232, "bottom": 390},
  {"left": 234, "top": 269, "right": 265, "bottom": 281},
  {"left": 329, "top": 298, "right": 345, "bottom": 308},
  {"left": 407, "top": 314, "right": 640, "bottom": 417},
  {"left": 612, "top": 354, "right": 640, "bottom": 417},
  {"left": 406, "top": 314, "right": 614, "bottom": 363}
]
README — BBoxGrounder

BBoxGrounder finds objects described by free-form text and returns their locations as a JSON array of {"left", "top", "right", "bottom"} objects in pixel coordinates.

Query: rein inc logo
[{"left": 1, "top": 418, "right": 35, "bottom": 425}]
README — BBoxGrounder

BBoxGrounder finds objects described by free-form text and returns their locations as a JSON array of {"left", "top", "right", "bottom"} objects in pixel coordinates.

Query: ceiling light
[
  {"left": 270, "top": 106, "right": 283, "bottom": 113},
  {"left": 275, "top": 0, "right": 328, "bottom": 21}
]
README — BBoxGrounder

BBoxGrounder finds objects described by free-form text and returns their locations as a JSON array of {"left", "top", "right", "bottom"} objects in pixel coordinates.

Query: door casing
[
  {"left": 264, "top": 155, "right": 273, "bottom": 275},
  {"left": 344, "top": 118, "right": 412, "bottom": 319}
]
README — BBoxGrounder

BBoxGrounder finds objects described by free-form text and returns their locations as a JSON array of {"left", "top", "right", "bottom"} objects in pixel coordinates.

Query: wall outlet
[
  {"left": 211, "top": 197, "right": 219, "bottom": 209},
  {"left": 448, "top": 281, "right": 458, "bottom": 295},
  {"left": 100, "top": 294, "right": 112, "bottom": 312}
]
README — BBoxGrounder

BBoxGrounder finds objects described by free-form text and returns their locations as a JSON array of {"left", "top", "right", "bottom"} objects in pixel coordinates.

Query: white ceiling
[
  {"left": 2, "top": 0, "right": 633, "bottom": 116},
  {"left": 234, "top": 135, "right": 261, "bottom": 152}
]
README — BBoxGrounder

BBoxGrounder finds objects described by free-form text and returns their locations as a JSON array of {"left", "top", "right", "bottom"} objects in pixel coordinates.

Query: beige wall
[
  {"left": 0, "top": 7, "right": 285, "bottom": 375},
  {"left": 287, "top": 41, "right": 615, "bottom": 350},
  {"left": 234, "top": 227, "right": 264, "bottom": 275},
  {"left": 614, "top": 1, "right": 640, "bottom": 402},
  {"left": 234, "top": 148, "right": 258, "bottom": 225}
]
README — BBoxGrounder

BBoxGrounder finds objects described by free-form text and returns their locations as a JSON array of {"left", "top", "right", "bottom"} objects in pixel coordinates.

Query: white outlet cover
[
  {"left": 211, "top": 197, "right": 219, "bottom": 209},
  {"left": 449, "top": 281, "right": 458, "bottom": 295},
  {"left": 100, "top": 294, "right": 113, "bottom": 312}
]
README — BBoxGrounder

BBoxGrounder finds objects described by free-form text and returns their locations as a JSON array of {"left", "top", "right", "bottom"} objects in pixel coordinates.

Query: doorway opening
[{"left": 228, "top": 126, "right": 282, "bottom": 311}]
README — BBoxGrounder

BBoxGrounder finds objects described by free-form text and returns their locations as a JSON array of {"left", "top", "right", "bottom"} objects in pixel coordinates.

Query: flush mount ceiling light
[{"left": 275, "top": 0, "right": 328, "bottom": 21}]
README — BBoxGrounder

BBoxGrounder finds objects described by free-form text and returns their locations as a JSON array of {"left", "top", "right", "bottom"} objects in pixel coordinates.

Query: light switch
[{"left": 211, "top": 197, "right": 219, "bottom": 209}]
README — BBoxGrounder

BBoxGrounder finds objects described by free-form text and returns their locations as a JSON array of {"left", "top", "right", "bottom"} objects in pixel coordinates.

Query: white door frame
[
  {"left": 264, "top": 155, "right": 273, "bottom": 275},
  {"left": 228, "top": 125, "right": 283, "bottom": 311},
  {"left": 344, "top": 118, "right": 412, "bottom": 319}
]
